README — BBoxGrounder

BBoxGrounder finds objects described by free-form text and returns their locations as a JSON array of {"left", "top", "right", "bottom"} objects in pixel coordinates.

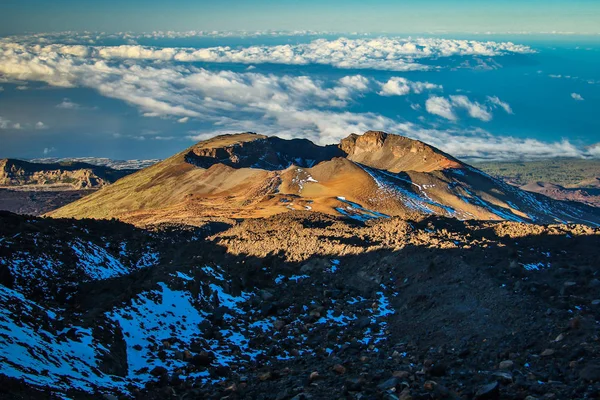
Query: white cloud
[
  {"left": 587, "top": 144, "right": 600, "bottom": 157},
  {"left": 0, "top": 116, "right": 22, "bottom": 130},
  {"left": 1, "top": 37, "right": 534, "bottom": 73},
  {"left": 43, "top": 147, "right": 56, "bottom": 155},
  {"left": 425, "top": 96, "right": 457, "bottom": 121},
  {"left": 486, "top": 96, "right": 514, "bottom": 114},
  {"left": 378, "top": 77, "right": 442, "bottom": 97},
  {"left": 449, "top": 95, "right": 492, "bottom": 122},
  {"left": 425, "top": 95, "right": 512, "bottom": 122},
  {"left": 1, "top": 34, "right": 595, "bottom": 161},
  {"left": 35, "top": 121, "right": 48, "bottom": 129},
  {"left": 571, "top": 92, "right": 584, "bottom": 101},
  {"left": 56, "top": 98, "right": 81, "bottom": 109},
  {"left": 177, "top": 117, "right": 190, "bottom": 123}
]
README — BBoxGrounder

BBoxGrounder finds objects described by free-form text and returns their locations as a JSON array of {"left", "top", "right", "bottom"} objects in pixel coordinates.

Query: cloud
[
  {"left": 1, "top": 37, "right": 534, "bottom": 73},
  {"left": 378, "top": 77, "right": 442, "bottom": 97},
  {"left": 486, "top": 96, "right": 513, "bottom": 114},
  {"left": 93, "top": 38, "right": 533, "bottom": 71},
  {"left": 449, "top": 95, "right": 492, "bottom": 121},
  {"left": 425, "top": 95, "right": 512, "bottom": 122},
  {"left": 0, "top": 116, "right": 23, "bottom": 130},
  {"left": 425, "top": 96, "right": 457, "bottom": 121},
  {"left": 43, "top": 147, "right": 56, "bottom": 155},
  {"left": 56, "top": 98, "right": 81, "bottom": 109},
  {"left": 35, "top": 121, "right": 48, "bottom": 129},
  {"left": 587, "top": 144, "right": 600, "bottom": 157},
  {"left": 177, "top": 117, "right": 190, "bottom": 123},
  {"left": 571, "top": 93, "right": 584, "bottom": 101},
  {"left": 1, "top": 34, "right": 595, "bottom": 162}
]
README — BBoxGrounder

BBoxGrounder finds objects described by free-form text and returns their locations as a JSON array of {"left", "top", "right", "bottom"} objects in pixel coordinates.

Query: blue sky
[{"left": 2, "top": 0, "right": 600, "bottom": 35}]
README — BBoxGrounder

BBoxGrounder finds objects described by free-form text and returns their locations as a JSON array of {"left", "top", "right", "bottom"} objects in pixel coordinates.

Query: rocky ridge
[{"left": 0, "top": 159, "right": 135, "bottom": 189}]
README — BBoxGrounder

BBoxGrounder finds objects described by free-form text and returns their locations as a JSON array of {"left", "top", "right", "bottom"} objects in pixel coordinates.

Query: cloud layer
[
  {"left": 1, "top": 37, "right": 535, "bottom": 72},
  {"left": 1, "top": 34, "right": 597, "bottom": 161}
]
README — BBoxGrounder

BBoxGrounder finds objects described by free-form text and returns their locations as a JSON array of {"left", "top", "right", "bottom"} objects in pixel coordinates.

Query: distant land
[
  {"left": 0, "top": 158, "right": 143, "bottom": 215},
  {"left": 475, "top": 158, "right": 600, "bottom": 207}
]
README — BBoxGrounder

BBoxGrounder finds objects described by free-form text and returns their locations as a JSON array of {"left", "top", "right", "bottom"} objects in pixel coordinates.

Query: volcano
[{"left": 48, "top": 131, "right": 600, "bottom": 227}]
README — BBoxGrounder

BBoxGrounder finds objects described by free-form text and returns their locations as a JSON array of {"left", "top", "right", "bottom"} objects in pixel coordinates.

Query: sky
[
  {"left": 2, "top": 0, "right": 600, "bottom": 35},
  {"left": 0, "top": 2, "right": 599, "bottom": 162}
]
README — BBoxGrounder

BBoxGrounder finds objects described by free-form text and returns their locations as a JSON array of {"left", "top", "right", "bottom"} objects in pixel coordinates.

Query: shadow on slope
[{"left": 0, "top": 211, "right": 599, "bottom": 399}]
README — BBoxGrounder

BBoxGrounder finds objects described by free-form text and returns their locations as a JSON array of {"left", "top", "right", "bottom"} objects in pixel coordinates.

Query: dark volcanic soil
[
  {"left": 0, "top": 188, "right": 94, "bottom": 215},
  {"left": 0, "top": 211, "right": 599, "bottom": 400}
]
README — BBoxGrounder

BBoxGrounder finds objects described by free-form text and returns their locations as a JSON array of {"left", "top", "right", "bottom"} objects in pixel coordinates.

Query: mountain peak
[
  {"left": 184, "top": 132, "right": 343, "bottom": 170},
  {"left": 340, "top": 130, "right": 463, "bottom": 173}
]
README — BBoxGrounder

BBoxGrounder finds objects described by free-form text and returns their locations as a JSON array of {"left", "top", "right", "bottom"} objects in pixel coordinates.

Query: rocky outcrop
[
  {"left": 185, "top": 132, "right": 343, "bottom": 170},
  {"left": 339, "top": 130, "right": 463, "bottom": 172},
  {"left": 0, "top": 159, "right": 134, "bottom": 189}
]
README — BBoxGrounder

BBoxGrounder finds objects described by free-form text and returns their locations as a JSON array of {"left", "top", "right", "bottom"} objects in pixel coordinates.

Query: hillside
[
  {"left": 49, "top": 131, "right": 600, "bottom": 227},
  {"left": 1, "top": 211, "right": 599, "bottom": 399}
]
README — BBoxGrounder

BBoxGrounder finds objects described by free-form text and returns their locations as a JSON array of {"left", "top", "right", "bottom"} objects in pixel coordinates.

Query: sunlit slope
[{"left": 49, "top": 131, "right": 600, "bottom": 227}]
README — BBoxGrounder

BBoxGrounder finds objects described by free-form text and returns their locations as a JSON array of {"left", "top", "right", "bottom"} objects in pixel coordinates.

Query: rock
[
  {"left": 260, "top": 290, "right": 274, "bottom": 301},
  {"left": 150, "top": 366, "right": 168, "bottom": 377},
  {"left": 499, "top": 360, "right": 514, "bottom": 370},
  {"left": 273, "top": 319, "right": 286, "bottom": 330},
  {"left": 474, "top": 381, "right": 499, "bottom": 400},
  {"left": 309, "top": 371, "right": 320, "bottom": 381},
  {"left": 398, "top": 388, "right": 413, "bottom": 400},
  {"left": 589, "top": 278, "right": 600, "bottom": 288},
  {"left": 569, "top": 317, "right": 581, "bottom": 330},
  {"left": 540, "top": 349, "right": 555, "bottom": 357},
  {"left": 429, "top": 363, "right": 447, "bottom": 377},
  {"left": 492, "top": 371, "right": 513, "bottom": 383},
  {"left": 423, "top": 380, "right": 437, "bottom": 391},
  {"left": 225, "top": 382, "right": 237, "bottom": 392},
  {"left": 356, "top": 316, "right": 371, "bottom": 329},
  {"left": 378, "top": 377, "right": 400, "bottom": 390},
  {"left": 554, "top": 333, "right": 565, "bottom": 342},
  {"left": 291, "top": 394, "right": 313, "bottom": 400},
  {"left": 393, "top": 370, "right": 410, "bottom": 379},
  {"left": 332, "top": 364, "right": 346, "bottom": 374},
  {"left": 258, "top": 371, "right": 272, "bottom": 381},
  {"left": 190, "top": 351, "right": 214, "bottom": 367},
  {"left": 579, "top": 363, "right": 600, "bottom": 382}
]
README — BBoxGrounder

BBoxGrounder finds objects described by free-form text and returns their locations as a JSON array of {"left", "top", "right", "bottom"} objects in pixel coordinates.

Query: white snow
[
  {"left": 71, "top": 241, "right": 130, "bottom": 280},
  {"left": 107, "top": 282, "right": 206, "bottom": 380},
  {"left": 0, "top": 284, "right": 128, "bottom": 393}
]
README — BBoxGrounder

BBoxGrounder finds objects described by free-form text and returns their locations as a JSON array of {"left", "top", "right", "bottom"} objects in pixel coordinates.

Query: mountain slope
[
  {"left": 49, "top": 131, "right": 600, "bottom": 227},
  {"left": 1, "top": 211, "right": 600, "bottom": 399}
]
